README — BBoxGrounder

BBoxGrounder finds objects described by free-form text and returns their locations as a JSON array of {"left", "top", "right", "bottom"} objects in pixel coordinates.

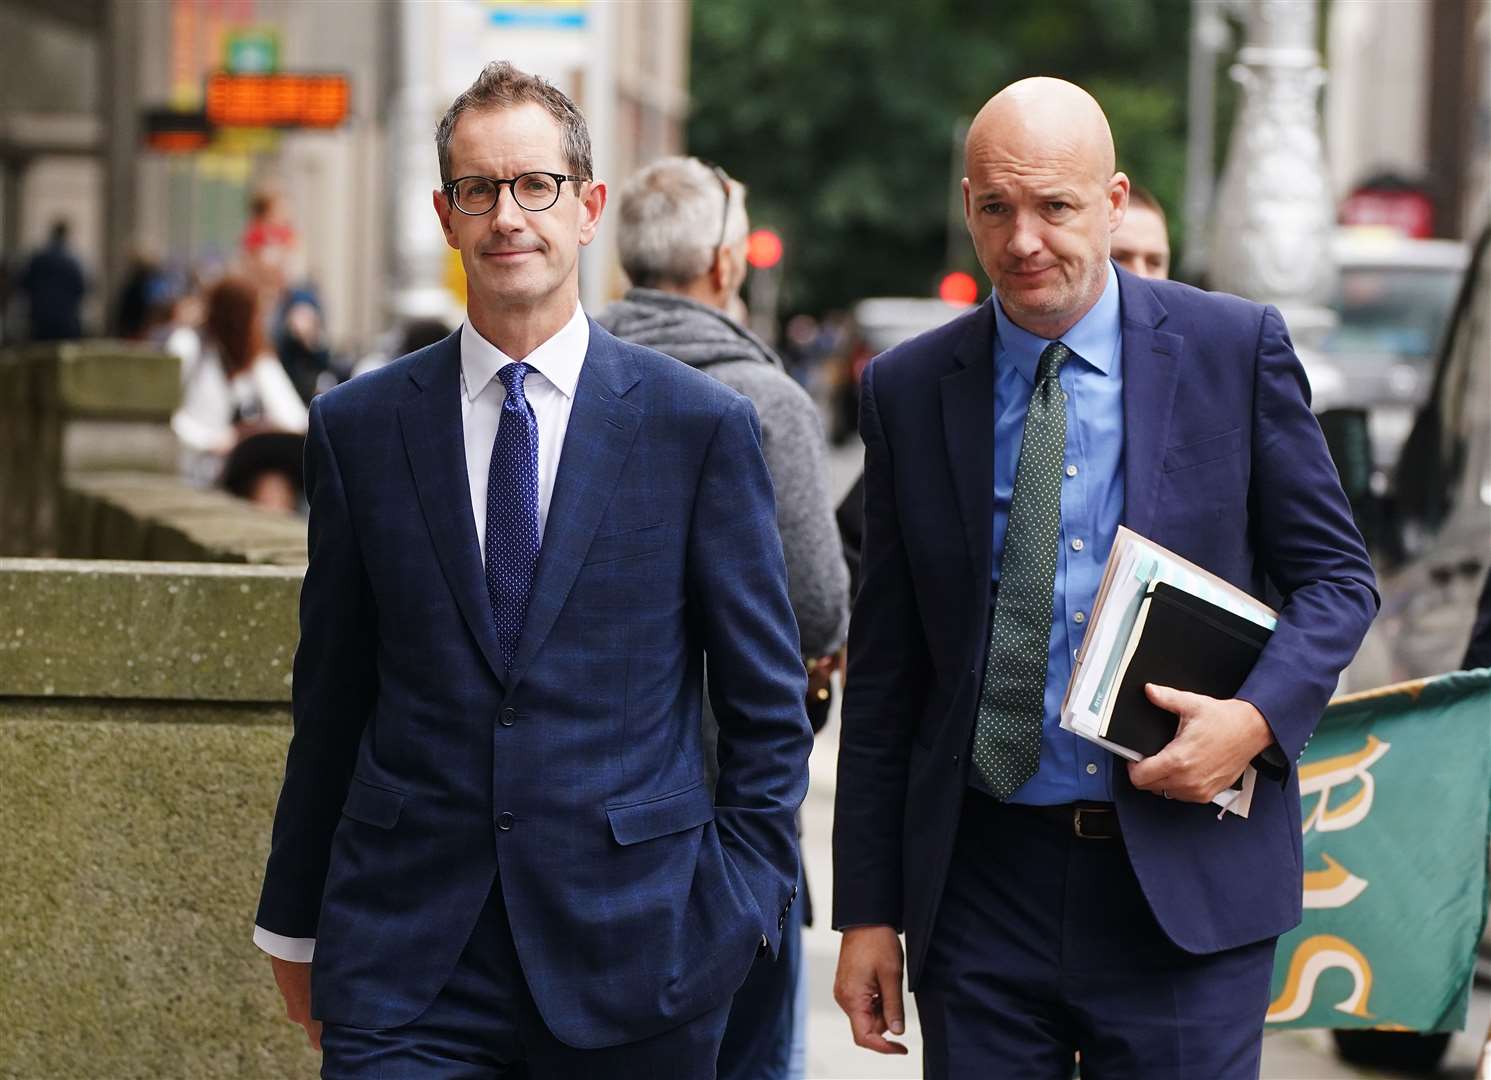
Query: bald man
[{"left": 831, "top": 78, "right": 1377, "bottom": 1078}]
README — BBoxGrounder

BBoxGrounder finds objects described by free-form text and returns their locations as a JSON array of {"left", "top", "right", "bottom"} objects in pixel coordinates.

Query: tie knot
[
  {"left": 1038, "top": 341, "right": 1071, "bottom": 383},
  {"left": 498, "top": 362, "right": 532, "bottom": 402}
]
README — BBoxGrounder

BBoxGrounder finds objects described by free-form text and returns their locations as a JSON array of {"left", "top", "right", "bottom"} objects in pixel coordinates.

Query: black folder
[{"left": 1104, "top": 581, "right": 1273, "bottom": 762}]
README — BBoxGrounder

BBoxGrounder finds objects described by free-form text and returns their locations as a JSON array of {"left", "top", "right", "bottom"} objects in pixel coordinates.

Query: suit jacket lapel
[
  {"left": 398, "top": 333, "right": 509, "bottom": 686},
  {"left": 940, "top": 301, "right": 997, "bottom": 590},
  {"left": 1118, "top": 270, "right": 1185, "bottom": 537},
  {"left": 506, "top": 323, "right": 642, "bottom": 689}
]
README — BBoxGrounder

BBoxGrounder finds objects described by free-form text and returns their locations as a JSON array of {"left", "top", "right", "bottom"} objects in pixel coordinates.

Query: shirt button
[
  {"left": 1074, "top": 611, "right": 1086, "bottom": 624},
  {"left": 498, "top": 812, "right": 514, "bottom": 831},
  {"left": 1086, "top": 763, "right": 1098, "bottom": 775},
  {"left": 1071, "top": 538, "right": 1084, "bottom": 552},
  {"left": 1066, "top": 464, "right": 1078, "bottom": 477}
]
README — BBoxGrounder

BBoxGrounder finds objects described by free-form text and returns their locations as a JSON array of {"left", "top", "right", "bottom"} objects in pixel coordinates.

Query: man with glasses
[
  {"left": 601, "top": 156, "right": 851, "bottom": 1080},
  {"left": 254, "top": 61, "right": 810, "bottom": 1079}
]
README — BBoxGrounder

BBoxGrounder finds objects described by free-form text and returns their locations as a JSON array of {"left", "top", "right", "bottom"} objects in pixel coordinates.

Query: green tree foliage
[{"left": 688, "top": 0, "right": 1192, "bottom": 315}]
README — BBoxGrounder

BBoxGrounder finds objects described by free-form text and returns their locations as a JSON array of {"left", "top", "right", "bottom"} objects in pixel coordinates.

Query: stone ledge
[{"left": 0, "top": 559, "right": 301, "bottom": 703}]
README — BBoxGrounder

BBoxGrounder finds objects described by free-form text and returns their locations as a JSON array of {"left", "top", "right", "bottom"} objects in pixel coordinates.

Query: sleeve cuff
[{"left": 253, "top": 925, "right": 316, "bottom": 963}]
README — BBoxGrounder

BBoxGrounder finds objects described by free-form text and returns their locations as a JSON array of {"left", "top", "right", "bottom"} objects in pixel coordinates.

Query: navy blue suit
[
  {"left": 833, "top": 269, "right": 1378, "bottom": 1074},
  {"left": 256, "top": 324, "right": 810, "bottom": 1057}
]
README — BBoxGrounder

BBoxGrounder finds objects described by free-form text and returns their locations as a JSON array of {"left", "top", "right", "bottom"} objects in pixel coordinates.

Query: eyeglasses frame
[{"left": 442, "top": 171, "right": 591, "bottom": 216}]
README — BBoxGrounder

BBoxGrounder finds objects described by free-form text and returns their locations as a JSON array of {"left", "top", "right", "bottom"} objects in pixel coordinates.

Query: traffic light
[
  {"left": 938, "top": 271, "right": 978, "bottom": 306},
  {"left": 747, "top": 228, "right": 783, "bottom": 270}
]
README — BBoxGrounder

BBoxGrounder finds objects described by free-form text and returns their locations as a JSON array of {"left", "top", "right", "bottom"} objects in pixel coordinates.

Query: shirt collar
[
  {"left": 993, "top": 261, "right": 1120, "bottom": 384},
  {"left": 460, "top": 303, "right": 589, "bottom": 403}
]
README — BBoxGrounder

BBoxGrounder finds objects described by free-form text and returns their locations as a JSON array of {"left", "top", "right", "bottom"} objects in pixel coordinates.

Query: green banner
[{"left": 1266, "top": 668, "right": 1491, "bottom": 1032}]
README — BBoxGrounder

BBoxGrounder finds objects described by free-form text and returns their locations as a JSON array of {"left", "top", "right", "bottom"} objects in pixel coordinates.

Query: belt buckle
[{"left": 1072, "top": 806, "right": 1112, "bottom": 841}]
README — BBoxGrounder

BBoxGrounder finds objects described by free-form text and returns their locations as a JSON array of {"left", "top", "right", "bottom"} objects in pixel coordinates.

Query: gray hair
[
  {"left": 436, "top": 61, "right": 592, "bottom": 185},
  {"left": 616, "top": 157, "right": 749, "bottom": 288}
]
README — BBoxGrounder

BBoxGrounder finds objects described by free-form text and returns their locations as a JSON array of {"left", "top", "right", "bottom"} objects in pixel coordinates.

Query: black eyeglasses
[
  {"left": 704, "top": 161, "right": 732, "bottom": 251},
  {"left": 443, "top": 172, "right": 590, "bottom": 215}
]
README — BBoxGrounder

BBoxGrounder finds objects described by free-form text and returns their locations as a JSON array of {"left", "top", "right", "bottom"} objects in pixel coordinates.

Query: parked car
[
  {"left": 1301, "top": 228, "right": 1468, "bottom": 485},
  {"left": 826, "top": 296, "right": 968, "bottom": 443}
]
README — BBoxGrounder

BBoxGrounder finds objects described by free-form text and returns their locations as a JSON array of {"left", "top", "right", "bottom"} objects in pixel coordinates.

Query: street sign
[
  {"left": 224, "top": 28, "right": 280, "bottom": 75},
  {"left": 205, "top": 73, "right": 350, "bottom": 129},
  {"left": 141, "top": 108, "right": 212, "bottom": 153},
  {"left": 487, "top": 1, "right": 587, "bottom": 30}
]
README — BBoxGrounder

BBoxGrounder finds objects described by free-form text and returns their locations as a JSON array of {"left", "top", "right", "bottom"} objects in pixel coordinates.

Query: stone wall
[{"left": 0, "top": 558, "right": 320, "bottom": 1079}]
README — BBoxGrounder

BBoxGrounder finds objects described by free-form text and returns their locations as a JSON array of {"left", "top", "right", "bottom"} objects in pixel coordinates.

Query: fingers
[
  {"left": 306, "top": 1018, "right": 323, "bottom": 1052},
  {"left": 1144, "top": 682, "right": 1206, "bottom": 716},
  {"left": 833, "top": 928, "right": 908, "bottom": 1056},
  {"left": 1126, "top": 746, "right": 1178, "bottom": 791}
]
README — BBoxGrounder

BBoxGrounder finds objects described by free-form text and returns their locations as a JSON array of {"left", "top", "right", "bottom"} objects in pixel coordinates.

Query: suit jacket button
[
  {"left": 500, "top": 708, "right": 516, "bottom": 727},
  {"left": 498, "top": 812, "right": 514, "bottom": 831}
]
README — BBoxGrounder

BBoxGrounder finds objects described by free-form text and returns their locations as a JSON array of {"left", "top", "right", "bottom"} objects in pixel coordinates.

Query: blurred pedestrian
[
  {"left": 111, "top": 245, "right": 165, "bottom": 340},
  {"left": 169, "top": 275, "right": 307, "bottom": 509},
  {"left": 1109, "top": 184, "right": 1171, "bottom": 280},
  {"left": 832, "top": 77, "right": 1377, "bottom": 1079},
  {"left": 254, "top": 61, "right": 808, "bottom": 1079},
  {"left": 17, "top": 220, "right": 87, "bottom": 341},
  {"left": 600, "top": 155, "right": 850, "bottom": 1080},
  {"left": 241, "top": 186, "right": 298, "bottom": 326},
  {"left": 273, "top": 288, "right": 333, "bottom": 403}
]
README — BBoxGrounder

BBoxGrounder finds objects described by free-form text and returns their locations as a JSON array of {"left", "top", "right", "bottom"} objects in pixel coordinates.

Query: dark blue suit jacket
[
  {"left": 256, "top": 323, "right": 811, "bottom": 1048},
  {"left": 832, "top": 268, "right": 1379, "bottom": 985}
]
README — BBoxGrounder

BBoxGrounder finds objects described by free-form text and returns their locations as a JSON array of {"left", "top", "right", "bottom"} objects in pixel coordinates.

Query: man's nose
[
  {"left": 489, "top": 185, "right": 527, "bottom": 230},
  {"left": 1006, "top": 212, "right": 1043, "bottom": 259}
]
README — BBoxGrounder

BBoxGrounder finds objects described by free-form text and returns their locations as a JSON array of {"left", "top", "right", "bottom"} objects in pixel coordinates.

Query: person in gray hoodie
[{"left": 600, "top": 156, "right": 849, "bottom": 1080}]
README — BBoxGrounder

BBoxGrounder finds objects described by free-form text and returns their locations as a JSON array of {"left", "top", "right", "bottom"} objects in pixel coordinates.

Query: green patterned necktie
[{"left": 973, "top": 340, "right": 1071, "bottom": 799}]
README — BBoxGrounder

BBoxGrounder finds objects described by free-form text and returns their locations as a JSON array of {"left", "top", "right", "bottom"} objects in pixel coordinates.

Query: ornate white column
[{"left": 1209, "top": 0, "right": 1336, "bottom": 335}]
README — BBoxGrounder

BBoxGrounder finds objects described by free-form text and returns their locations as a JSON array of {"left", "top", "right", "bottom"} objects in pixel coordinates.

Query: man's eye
[
  {"left": 464, "top": 180, "right": 494, "bottom": 197},
  {"left": 1047, "top": 202, "right": 1069, "bottom": 213},
  {"left": 981, "top": 203, "right": 1006, "bottom": 215}
]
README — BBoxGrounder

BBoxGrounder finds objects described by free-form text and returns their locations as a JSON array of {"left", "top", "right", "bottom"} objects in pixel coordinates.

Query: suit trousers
[
  {"left": 320, "top": 876, "right": 731, "bottom": 1080},
  {"left": 916, "top": 791, "right": 1276, "bottom": 1080}
]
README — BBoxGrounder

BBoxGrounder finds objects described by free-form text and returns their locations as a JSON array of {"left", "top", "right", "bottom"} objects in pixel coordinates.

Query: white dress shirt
[{"left": 253, "top": 303, "right": 589, "bottom": 964}]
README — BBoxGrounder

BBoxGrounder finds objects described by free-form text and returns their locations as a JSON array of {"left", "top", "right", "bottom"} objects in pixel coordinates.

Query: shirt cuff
[{"left": 253, "top": 925, "right": 316, "bottom": 963}]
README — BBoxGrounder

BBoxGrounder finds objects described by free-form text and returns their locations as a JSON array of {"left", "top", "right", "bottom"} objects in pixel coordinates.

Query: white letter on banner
[
  {"left": 1266, "top": 934, "right": 1374, "bottom": 1023},
  {"left": 1303, "top": 853, "right": 1369, "bottom": 909},
  {"left": 1300, "top": 735, "right": 1391, "bottom": 834}
]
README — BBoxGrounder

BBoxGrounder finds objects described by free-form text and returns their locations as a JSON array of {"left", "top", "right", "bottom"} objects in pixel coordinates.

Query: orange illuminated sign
[{"left": 205, "top": 72, "right": 350, "bottom": 129}]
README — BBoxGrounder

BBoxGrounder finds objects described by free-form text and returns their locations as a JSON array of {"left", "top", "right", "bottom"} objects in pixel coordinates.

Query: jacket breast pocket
[
  {"left": 1163, "top": 427, "right": 1242, "bottom": 473},
  {"left": 342, "top": 777, "right": 405, "bottom": 829},
  {"left": 583, "top": 522, "right": 667, "bottom": 567},
  {"left": 607, "top": 779, "right": 714, "bottom": 845}
]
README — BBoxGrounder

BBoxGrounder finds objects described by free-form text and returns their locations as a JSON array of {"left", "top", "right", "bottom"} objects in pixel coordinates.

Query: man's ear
[
  {"left": 577, "top": 180, "right": 607, "bottom": 247},
  {"left": 1108, "top": 172, "right": 1131, "bottom": 232},
  {"left": 433, "top": 188, "right": 459, "bottom": 250}
]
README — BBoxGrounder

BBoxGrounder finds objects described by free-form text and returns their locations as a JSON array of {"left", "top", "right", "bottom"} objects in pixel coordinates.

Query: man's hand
[
  {"left": 270, "top": 956, "right": 322, "bottom": 1050},
  {"left": 1127, "top": 684, "right": 1276, "bottom": 803},
  {"left": 833, "top": 925, "right": 908, "bottom": 1055}
]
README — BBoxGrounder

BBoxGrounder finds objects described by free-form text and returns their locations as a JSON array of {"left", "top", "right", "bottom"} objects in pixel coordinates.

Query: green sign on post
[
  {"left": 1266, "top": 669, "right": 1491, "bottom": 1033},
  {"left": 224, "top": 28, "right": 279, "bottom": 75}
]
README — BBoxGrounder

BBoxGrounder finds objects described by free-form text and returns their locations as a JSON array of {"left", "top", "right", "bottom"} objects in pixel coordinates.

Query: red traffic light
[
  {"left": 939, "top": 271, "right": 978, "bottom": 307},
  {"left": 747, "top": 228, "right": 783, "bottom": 269}
]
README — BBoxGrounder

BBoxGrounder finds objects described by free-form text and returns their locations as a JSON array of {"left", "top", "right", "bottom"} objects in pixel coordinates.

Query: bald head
[
  {"left": 965, "top": 77, "right": 1115, "bottom": 182},
  {"left": 961, "top": 77, "right": 1128, "bottom": 339}
]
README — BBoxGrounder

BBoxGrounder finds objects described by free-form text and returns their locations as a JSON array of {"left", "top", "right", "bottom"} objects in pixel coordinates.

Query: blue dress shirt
[{"left": 987, "top": 262, "right": 1124, "bottom": 804}]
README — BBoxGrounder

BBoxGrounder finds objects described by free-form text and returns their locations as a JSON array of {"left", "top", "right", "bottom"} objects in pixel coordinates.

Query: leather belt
[{"left": 990, "top": 799, "right": 1122, "bottom": 841}]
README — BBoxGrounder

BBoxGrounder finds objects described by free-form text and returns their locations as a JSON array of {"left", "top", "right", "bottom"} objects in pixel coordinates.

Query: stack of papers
[{"left": 1060, "top": 527, "right": 1279, "bottom": 818}]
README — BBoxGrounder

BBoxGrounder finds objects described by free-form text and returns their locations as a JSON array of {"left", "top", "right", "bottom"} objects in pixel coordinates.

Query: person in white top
[{"left": 168, "top": 275, "right": 308, "bottom": 510}]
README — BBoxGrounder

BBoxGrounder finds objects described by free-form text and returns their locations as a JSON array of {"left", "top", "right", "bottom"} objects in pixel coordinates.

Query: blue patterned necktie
[
  {"left": 972, "top": 341, "right": 1072, "bottom": 799},
  {"left": 485, "top": 362, "right": 541, "bottom": 673}
]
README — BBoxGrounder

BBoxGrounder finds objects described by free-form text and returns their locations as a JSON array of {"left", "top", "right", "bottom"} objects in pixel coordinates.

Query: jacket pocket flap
[
  {"left": 1163, "top": 427, "right": 1242, "bottom": 472},
  {"left": 584, "top": 522, "right": 667, "bottom": 567},
  {"left": 607, "top": 781, "right": 714, "bottom": 846},
  {"left": 342, "top": 778, "right": 405, "bottom": 829}
]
